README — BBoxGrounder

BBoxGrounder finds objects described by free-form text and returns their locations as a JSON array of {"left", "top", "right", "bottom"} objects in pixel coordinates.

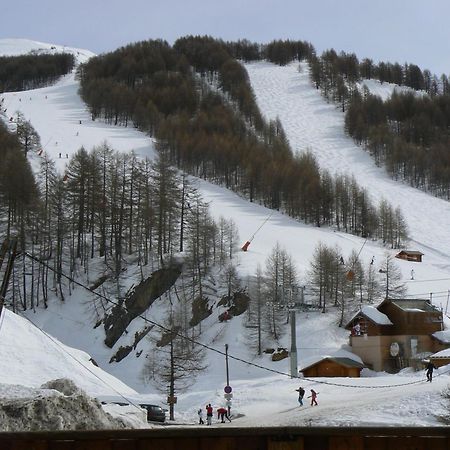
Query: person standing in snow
[
  {"left": 197, "top": 408, "right": 204, "bottom": 424},
  {"left": 308, "top": 389, "right": 318, "bottom": 406},
  {"left": 295, "top": 386, "right": 305, "bottom": 406},
  {"left": 426, "top": 361, "right": 436, "bottom": 382},
  {"left": 206, "top": 404, "right": 213, "bottom": 425}
]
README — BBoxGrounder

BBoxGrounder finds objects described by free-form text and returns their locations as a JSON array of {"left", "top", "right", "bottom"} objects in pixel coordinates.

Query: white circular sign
[{"left": 390, "top": 342, "right": 400, "bottom": 357}]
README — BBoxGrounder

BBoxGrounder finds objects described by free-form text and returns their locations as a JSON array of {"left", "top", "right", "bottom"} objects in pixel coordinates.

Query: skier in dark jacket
[
  {"left": 295, "top": 386, "right": 305, "bottom": 406},
  {"left": 426, "top": 361, "right": 436, "bottom": 382}
]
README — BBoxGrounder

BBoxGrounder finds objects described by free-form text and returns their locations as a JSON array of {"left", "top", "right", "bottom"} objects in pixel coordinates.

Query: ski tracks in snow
[{"left": 245, "top": 61, "right": 450, "bottom": 273}]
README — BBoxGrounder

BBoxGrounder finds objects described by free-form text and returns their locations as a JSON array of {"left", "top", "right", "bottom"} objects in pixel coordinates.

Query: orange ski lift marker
[{"left": 241, "top": 211, "right": 274, "bottom": 251}]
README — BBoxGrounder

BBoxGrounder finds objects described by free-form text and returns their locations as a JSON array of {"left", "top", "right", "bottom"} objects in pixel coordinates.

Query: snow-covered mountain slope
[
  {"left": 1, "top": 39, "right": 450, "bottom": 427},
  {"left": 0, "top": 38, "right": 95, "bottom": 64},
  {"left": 245, "top": 61, "right": 450, "bottom": 297},
  {"left": 0, "top": 308, "right": 136, "bottom": 397},
  {"left": 357, "top": 78, "right": 424, "bottom": 101}
]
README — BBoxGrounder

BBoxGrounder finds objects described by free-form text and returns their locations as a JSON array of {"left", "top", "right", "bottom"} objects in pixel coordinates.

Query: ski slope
[{"left": 1, "top": 39, "right": 450, "bottom": 427}]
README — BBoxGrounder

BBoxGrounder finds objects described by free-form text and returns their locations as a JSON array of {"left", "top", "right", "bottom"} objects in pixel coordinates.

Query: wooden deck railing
[{"left": 0, "top": 426, "right": 449, "bottom": 449}]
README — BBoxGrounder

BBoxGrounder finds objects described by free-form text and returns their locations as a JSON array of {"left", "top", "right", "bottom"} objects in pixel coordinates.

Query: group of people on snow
[
  {"left": 197, "top": 363, "right": 436, "bottom": 426},
  {"left": 198, "top": 404, "right": 231, "bottom": 425},
  {"left": 296, "top": 387, "right": 318, "bottom": 406}
]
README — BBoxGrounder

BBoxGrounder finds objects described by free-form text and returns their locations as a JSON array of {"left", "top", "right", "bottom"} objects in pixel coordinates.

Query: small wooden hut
[{"left": 395, "top": 250, "right": 424, "bottom": 262}]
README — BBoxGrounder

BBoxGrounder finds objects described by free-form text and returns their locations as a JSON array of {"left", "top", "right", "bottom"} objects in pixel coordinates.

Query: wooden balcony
[{"left": 0, "top": 426, "right": 449, "bottom": 449}]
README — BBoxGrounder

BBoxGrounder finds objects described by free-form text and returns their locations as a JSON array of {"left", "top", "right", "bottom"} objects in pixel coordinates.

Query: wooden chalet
[
  {"left": 345, "top": 299, "right": 443, "bottom": 372},
  {"left": 300, "top": 356, "right": 364, "bottom": 378},
  {"left": 395, "top": 250, "right": 424, "bottom": 262}
]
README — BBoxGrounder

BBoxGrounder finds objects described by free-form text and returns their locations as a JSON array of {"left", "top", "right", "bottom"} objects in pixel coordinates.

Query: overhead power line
[{"left": 21, "top": 252, "right": 447, "bottom": 389}]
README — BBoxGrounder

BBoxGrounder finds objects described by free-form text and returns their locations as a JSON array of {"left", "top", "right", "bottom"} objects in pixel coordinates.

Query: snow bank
[{"left": 0, "top": 379, "right": 127, "bottom": 431}]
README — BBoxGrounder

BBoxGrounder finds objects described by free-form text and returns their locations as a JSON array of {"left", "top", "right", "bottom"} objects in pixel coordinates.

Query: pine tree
[{"left": 378, "top": 254, "right": 406, "bottom": 299}]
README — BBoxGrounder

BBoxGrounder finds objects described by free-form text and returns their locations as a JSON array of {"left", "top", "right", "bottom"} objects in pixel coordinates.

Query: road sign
[
  {"left": 226, "top": 400, "right": 232, "bottom": 407},
  {"left": 224, "top": 385, "right": 232, "bottom": 394},
  {"left": 224, "top": 393, "right": 233, "bottom": 400}
]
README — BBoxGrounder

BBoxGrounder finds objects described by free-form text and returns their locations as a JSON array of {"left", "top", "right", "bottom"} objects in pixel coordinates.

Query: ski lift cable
[
  {"left": 21, "top": 252, "right": 445, "bottom": 390},
  {"left": 249, "top": 211, "right": 275, "bottom": 242},
  {"left": 242, "top": 211, "right": 274, "bottom": 251}
]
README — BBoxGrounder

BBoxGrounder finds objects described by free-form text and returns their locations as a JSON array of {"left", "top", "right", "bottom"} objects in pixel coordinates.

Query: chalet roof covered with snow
[
  {"left": 432, "top": 330, "right": 450, "bottom": 344},
  {"left": 388, "top": 298, "right": 438, "bottom": 313},
  {"left": 347, "top": 305, "right": 393, "bottom": 327},
  {"left": 431, "top": 348, "right": 450, "bottom": 358}
]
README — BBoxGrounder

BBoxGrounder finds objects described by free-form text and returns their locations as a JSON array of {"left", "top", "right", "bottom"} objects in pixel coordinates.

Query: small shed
[
  {"left": 395, "top": 250, "right": 423, "bottom": 262},
  {"left": 300, "top": 356, "right": 364, "bottom": 378}
]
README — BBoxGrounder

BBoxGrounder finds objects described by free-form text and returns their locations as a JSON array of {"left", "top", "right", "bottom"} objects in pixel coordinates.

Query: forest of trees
[
  {"left": 345, "top": 90, "right": 450, "bottom": 196},
  {"left": 0, "top": 118, "right": 241, "bottom": 407},
  {"left": 0, "top": 53, "right": 75, "bottom": 92},
  {"left": 0, "top": 138, "right": 242, "bottom": 313},
  {"left": 301, "top": 47, "right": 450, "bottom": 197},
  {"left": 77, "top": 37, "right": 408, "bottom": 244}
]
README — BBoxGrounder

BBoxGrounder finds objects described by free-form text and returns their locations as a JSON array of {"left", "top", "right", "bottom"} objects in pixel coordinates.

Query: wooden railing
[{"left": 0, "top": 426, "right": 449, "bottom": 449}]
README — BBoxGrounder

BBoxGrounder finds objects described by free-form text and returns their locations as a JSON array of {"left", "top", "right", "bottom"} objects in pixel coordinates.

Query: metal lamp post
[{"left": 265, "top": 297, "right": 298, "bottom": 378}]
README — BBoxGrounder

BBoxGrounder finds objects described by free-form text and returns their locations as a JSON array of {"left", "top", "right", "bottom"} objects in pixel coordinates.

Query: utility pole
[
  {"left": 289, "top": 309, "right": 298, "bottom": 378},
  {"left": 224, "top": 344, "right": 232, "bottom": 416},
  {"left": 225, "top": 344, "right": 230, "bottom": 387}
]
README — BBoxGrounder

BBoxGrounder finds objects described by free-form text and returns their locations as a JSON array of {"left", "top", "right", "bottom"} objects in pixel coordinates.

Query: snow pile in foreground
[{"left": 0, "top": 378, "right": 136, "bottom": 431}]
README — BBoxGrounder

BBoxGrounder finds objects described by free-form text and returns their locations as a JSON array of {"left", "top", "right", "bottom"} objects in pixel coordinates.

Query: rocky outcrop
[
  {"left": 103, "top": 265, "right": 181, "bottom": 348},
  {"left": 189, "top": 297, "right": 212, "bottom": 327}
]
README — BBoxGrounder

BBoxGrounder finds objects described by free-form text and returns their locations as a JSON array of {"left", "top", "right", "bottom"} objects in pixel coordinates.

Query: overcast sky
[{"left": 2, "top": 0, "right": 449, "bottom": 75}]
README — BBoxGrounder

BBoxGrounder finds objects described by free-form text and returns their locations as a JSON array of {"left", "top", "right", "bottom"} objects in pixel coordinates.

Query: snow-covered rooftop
[
  {"left": 356, "top": 305, "right": 393, "bottom": 326},
  {"left": 432, "top": 330, "right": 450, "bottom": 344}
]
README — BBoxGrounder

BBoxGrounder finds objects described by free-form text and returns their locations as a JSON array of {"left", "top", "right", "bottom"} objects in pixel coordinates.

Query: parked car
[{"left": 139, "top": 404, "right": 166, "bottom": 423}]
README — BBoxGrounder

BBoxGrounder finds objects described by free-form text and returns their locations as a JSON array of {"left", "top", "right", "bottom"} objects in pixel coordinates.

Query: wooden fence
[{"left": 0, "top": 426, "right": 449, "bottom": 449}]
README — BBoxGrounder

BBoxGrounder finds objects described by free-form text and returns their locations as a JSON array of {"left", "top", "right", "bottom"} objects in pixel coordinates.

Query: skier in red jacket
[
  {"left": 206, "top": 404, "right": 213, "bottom": 425},
  {"left": 217, "top": 407, "right": 231, "bottom": 423}
]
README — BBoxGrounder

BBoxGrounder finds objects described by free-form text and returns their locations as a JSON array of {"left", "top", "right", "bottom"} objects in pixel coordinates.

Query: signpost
[{"left": 224, "top": 345, "right": 232, "bottom": 416}]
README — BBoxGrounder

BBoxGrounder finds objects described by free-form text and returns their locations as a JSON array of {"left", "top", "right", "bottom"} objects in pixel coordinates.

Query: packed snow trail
[{"left": 245, "top": 61, "right": 450, "bottom": 273}]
